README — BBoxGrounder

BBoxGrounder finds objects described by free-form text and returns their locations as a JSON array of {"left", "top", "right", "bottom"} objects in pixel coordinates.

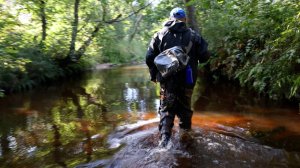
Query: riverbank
[
  {"left": 1, "top": 58, "right": 298, "bottom": 108},
  {"left": 0, "top": 57, "right": 87, "bottom": 97},
  {"left": 0, "top": 61, "right": 146, "bottom": 98}
]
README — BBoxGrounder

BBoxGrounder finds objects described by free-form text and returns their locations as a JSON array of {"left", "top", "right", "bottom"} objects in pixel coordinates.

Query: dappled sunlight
[
  {"left": 191, "top": 110, "right": 300, "bottom": 135},
  {"left": 192, "top": 111, "right": 250, "bottom": 127}
]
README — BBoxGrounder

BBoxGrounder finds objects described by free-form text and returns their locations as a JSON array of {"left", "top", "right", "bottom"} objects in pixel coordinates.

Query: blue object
[
  {"left": 170, "top": 7, "right": 186, "bottom": 19},
  {"left": 186, "top": 65, "right": 193, "bottom": 85}
]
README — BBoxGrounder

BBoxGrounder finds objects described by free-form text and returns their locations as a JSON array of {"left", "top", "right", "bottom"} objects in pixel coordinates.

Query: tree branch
[
  {"left": 68, "top": 1, "right": 153, "bottom": 62},
  {"left": 67, "top": 0, "right": 80, "bottom": 61},
  {"left": 77, "top": 17, "right": 91, "bottom": 33},
  {"left": 94, "top": 2, "right": 152, "bottom": 24},
  {"left": 129, "top": 15, "right": 143, "bottom": 42},
  {"left": 104, "top": 14, "right": 123, "bottom": 24}
]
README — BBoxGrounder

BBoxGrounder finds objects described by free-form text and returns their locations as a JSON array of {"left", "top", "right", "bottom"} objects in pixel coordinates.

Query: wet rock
[
  {"left": 76, "top": 119, "right": 300, "bottom": 168},
  {"left": 105, "top": 126, "right": 300, "bottom": 168}
]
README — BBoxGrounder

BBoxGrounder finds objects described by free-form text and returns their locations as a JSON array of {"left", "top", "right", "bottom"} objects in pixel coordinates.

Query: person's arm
[
  {"left": 194, "top": 33, "right": 209, "bottom": 63},
  {"left": 146, "top": 33, "right": 160, "bottom": 82}
]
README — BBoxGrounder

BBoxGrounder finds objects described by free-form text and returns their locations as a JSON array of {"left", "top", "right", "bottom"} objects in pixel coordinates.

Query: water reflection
[
  {"left": 123, "top": 82, "right": 139, "bottom": 112},
  {"left": 0, "top": 65, "right": 299, "bottom": 168},
  {"left": 0, "top": 65, "right": 158, "bottom": 167}
]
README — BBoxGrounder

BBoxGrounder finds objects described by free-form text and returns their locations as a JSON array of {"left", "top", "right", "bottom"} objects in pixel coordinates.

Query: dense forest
[{"left": 0, "top": 0, "right": 299, "bottom": 101}]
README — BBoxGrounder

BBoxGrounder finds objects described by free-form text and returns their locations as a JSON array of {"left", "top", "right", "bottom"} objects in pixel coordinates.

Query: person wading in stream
[{"left": 146, "top": 7, "right": 209, "bottom": 147}]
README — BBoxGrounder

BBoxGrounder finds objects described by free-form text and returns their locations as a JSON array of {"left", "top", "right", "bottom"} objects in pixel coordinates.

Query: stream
[{"left": 0, "top": 65, "right": 299, "bottom": 168}]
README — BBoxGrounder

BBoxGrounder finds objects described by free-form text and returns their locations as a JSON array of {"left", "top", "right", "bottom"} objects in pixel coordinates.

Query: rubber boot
[{"left": 159, "top": 134, "right": 170, "bottom": 148}]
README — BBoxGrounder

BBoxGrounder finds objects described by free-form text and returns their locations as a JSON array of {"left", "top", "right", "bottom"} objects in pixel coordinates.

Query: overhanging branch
[
  {"left": 94, "top": 2, "right": 152, "bottom": 24},
  {"left": 104, "top": 14, "right": 123, "bottom": 24}
]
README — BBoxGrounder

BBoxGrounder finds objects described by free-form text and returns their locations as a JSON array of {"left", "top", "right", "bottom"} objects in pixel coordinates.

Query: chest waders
[{"left": 157, "top": 28, "right": 195, "bottom": 144}]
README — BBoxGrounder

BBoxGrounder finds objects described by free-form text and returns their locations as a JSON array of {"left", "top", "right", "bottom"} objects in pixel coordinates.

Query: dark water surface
[{"left": 0, "top": 65, "right": 299, "bottom": 168}]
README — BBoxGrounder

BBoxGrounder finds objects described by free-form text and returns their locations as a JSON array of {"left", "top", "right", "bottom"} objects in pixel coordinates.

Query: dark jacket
[{"left": 146, "top": 19, "right": 209, "bottom": 87}]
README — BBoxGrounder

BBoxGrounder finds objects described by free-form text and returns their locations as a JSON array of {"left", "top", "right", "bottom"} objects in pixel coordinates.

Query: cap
[{"left": 170, "top": 7, "right": 186, "bottom": 19}]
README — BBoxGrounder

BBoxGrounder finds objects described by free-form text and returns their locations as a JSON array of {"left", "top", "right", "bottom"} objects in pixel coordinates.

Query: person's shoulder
[
  {"left": 149, "top": 31, "right": 160, "bottom": 41},
  {"left": 152, "top": 27, "right": 168, "bottom": 38},
  {"left": 152, "top": 32, "right": 159, "bottom": 38},
  {"left": 188, "top": 28, "right": 201, "bottom": 38}
]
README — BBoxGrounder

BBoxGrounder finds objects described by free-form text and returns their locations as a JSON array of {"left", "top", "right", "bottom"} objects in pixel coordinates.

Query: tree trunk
[
  {"left": 68, "top": 0, "right": 80, "bottom": 62},
  {"left": 183, "top": 0, "right": 200, "bottom": 34},
  {"left": 40, "top": 0, "right": 47, "bottom": 43},
  {"left": 71, "top": 1, "right": 108, "bottom": 60},
  {"left": 52, "top": 124, "right": 67, "bottom": 167},
  {"left": 74, "top": 22, "right": 102, "bottom": 60},
  {"left": 62, "top": 2, "right": 147, "bottom": 63}
]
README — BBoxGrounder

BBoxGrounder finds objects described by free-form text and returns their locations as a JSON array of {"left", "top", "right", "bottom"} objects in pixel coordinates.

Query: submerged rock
[{"left": 77, "top": 119, "right": 300, "bottom": 168}]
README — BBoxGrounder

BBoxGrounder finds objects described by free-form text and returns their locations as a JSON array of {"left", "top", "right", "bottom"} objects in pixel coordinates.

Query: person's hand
[
  {"left": 151, "top": 79, "right": 157, "bottom": 84},
  {"left": 150, "top": 76, "right": 157, "bottom": 84}
]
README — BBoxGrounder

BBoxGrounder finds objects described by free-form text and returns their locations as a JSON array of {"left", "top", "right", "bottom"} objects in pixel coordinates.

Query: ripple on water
[{"left": 76, "top": 118, "right": 300, "bottom": 168}]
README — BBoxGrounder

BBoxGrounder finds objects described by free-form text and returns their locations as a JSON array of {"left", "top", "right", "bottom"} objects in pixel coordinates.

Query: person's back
[{"left": 145, "top": 7, "right": 209, "bottom": 147}]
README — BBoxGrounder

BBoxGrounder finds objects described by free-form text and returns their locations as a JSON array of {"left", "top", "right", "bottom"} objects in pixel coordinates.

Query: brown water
[{"left": 0, "top": 65, "right": 299, "bottom": 168}]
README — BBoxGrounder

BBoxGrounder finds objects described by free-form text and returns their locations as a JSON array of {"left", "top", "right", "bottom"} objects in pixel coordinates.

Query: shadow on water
[{"left": 0, "top": 65, "right": 299, "bottom": 168}]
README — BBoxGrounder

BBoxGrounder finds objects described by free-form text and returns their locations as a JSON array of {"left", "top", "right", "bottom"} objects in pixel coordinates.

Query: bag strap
[
  {"left": 185, "top": 28, "right": 194, "bottom": 55},
  {"left": 158, "top": 27, "right": 168, "bottom": 52},
  {"left": 158, "top": 28, "right": 194, "bottom": 54},
  {"left": 180, "top": 29, "right": 194, "bottom": 67}
]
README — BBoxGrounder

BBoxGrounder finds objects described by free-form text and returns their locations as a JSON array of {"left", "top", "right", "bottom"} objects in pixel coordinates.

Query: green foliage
[
  {"left": 1, "top": 0, "right": 297, "bottom": 101},
  {"left": 0, "top": 89, "right": 4, "bottom": 98},
  {"left": 0, "top": 0, "right": 155, "bottom": 93},
  {"left": 0, "top": 46, "right": 64, "bottom": 92},
  {"left": 196, "top": 0, "right": 300, "bottom": 99},
  {"left": 98, "top": 1, "right": 150, "bottom": 63}
]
